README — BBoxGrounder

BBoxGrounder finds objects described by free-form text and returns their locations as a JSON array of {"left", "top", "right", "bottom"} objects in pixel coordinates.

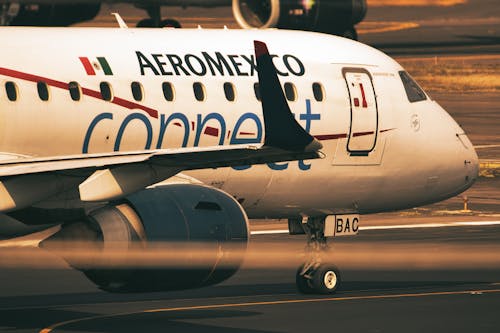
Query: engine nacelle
[
  {"left": 42, "top": 184, "right": 249, "bottom": 292},
  {"left": 9, "top": 4, "right": 100, "bottom": 26},
  {"left": 232, "top": 0, "right": 367, "bottom": 39}
]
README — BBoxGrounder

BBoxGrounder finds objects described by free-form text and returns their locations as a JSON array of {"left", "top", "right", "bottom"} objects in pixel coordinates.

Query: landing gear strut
[
  {"left": 295, "top": 216, "right": 341, "bottom": 294},
  {"left": 135, "top": 4, "right": 181, "bottom": 28}
]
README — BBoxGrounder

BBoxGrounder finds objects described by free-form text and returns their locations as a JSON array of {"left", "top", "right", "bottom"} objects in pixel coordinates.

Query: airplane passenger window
[
  {"left": 37, "top": 82, "right": 49, "bottom": 101},
  {"left": 193, "top": 82, "right": 205, "bottom": 101},
  {"left": 312, "top": 82, "right": 324, "bottom": 102},
  {"left": 162, "top": 82, "right": 175, "bottom": 101},
  {"left": 399, "top": 71, "right": 427, "bottom": 103},
  {"left": 131, "top": 82, "right": 143, "bottom": 102},
  {"left": 5, "top": 81, "right": 17, "bottom": 101},
  {"left": 253, "top": 83, "right": 261, "bottom": 101},
  {"left": 68, "top": 81, "right": 81, "bottom": 101},
  {"left": 100, "top": 82, "right": 113, "bottom": 101},
  {"left": 284, "top": 82, "right": 297, "bottom": 102},
  {"left": 223, "top": 82, "right": 236, "bottom": 102}
]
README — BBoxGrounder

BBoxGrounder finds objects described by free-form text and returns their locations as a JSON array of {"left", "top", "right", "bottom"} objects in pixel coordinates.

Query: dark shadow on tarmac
[
  {"left": 0, "top": 279, "right": 491, "bottom": 310},
  {"left": 0, "top": 307, "right": 268, "bottom": 333},
  {"left": 1, "top": 276, "right": 496, "bottom": 332}
]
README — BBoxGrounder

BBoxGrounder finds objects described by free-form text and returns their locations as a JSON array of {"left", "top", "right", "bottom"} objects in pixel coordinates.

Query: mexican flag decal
[{"left": 79, "top": 56, "right": 113, "bottom": 75}]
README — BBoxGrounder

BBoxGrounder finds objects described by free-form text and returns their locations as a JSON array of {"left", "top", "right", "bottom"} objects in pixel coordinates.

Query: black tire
[
  {"left": 136, "top": 19, "right": 155, "bottom": 28},
  {"left": 296, "top": 265, "right": 314, "bottom": 294},
  {"left": 312, "top": 265, "right": 341, "bottom": 294},
  {"left": 161, "top": 19, "right": 181, "bottom": 28}
]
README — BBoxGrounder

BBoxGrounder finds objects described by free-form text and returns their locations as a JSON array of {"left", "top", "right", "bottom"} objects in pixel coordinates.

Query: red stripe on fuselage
[
  {"left": 315, "top": 128, "right": 395, "bottom": 141},
  {"left": 204, "top": 126, "right": 219, "bottom": 137},
  {"left": 352, "top": 131, "right": 375, "bottom": 137},
  {"left": 314, "top": 133, "right": 348, "bottom": 141},
  {"left": 0, "top": 67, "right": 158, "bottom": 119}
]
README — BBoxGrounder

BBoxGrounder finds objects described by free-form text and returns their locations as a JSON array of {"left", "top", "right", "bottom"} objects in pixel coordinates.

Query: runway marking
[
  {"left": 397, "top": 54, "right": 500, "bottom": 62},
  {"left": 358, "top": 22, "right": 419, "bottom": 34},
  {"left": 369, "top": 0, "right": 467, "bottom": 6},
  {"left": 4, "top": 220, "right": 499, "bottom": 245},
  {"left": 40, "top": 288, "right": 500, "bottom": 333},
  {"left": 251, "top": 220, "right": 500, "bottom": 235},
  {"left": 361, "top": 221, "right": 500, "bottom": 230},
  {"left": 251, "top": 229, "right": 290, "bottom": 235},
  {"left": 475, "top": 145, "right": 500, "bottom": 149}
]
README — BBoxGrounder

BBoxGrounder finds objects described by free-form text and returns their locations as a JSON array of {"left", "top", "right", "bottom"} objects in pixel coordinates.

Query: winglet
[{"left": 254, "top": 40, "right": 322, "bottom": 152}]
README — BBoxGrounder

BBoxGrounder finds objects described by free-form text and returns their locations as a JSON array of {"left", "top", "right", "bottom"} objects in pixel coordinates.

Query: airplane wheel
[
  {"left": 312, "top": 265, "right": 341, "bottom": 294},
  {"left": 137, "top": 19, "right": 155, "bottom": 27},
  {"left": 161, "top": 19, "right": 181, "bottom": 28},
  {"left": 296, "top": 265, "right": 314, "bottom": 294}
]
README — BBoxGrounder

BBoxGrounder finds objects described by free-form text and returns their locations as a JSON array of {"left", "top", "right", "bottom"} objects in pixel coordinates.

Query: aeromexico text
[{"left": 136, "top": 51, "right": 305, "bottom": 77}]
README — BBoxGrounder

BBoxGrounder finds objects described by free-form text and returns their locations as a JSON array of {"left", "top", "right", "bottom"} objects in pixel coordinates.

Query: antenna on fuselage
[{"left": 112, "top": 13, "right": 128, "bottom": 29}]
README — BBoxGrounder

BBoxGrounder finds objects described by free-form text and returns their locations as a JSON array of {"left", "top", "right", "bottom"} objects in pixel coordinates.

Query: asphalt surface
[
  {"left": 1, "top": 223, "right": 500, "bottom": 333},
  {"left": 1, "top": 1, "right": 499, "bottom": 332},
  {"left": 361, "top": 0, "right": 500, "bottom": 55},
  {"left": 76, "top": 0, "right": 500, "bottom": 55}
]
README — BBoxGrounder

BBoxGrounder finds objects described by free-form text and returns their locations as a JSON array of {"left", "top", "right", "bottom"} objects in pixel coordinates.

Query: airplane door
[{"left": 343, "top": 68, "right": 378, "bottom": 153}]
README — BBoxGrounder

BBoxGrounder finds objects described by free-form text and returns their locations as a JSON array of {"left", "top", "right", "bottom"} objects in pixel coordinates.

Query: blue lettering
[
  {"left": 233, "top": 165, "right": 252, "bottom": 170},
  {"left": 82, "top": 112, "right": 113, "bottom": 153},
  {"left": 230, "top": 112, "right": 262, "bottom": 171},
  {"left": 194, "top": 113, "right": 226, "bottom": 146},
  {"left": 157, "top": 113, "right": 190, "bottom": 148},
  {"left": 268, "top": 162, "right": 288, "bottom": 170},
  {"left": 82, "top": 101, "right": 319, "bottom": 172},
  {"left": 114, "top": 113, "right": 153, "bottom": 151},
  {"left": 230, "top": 113, "right": 262, "bottom": 144},
  {"left": 298, "top": 99, "right": 321, "bottom": 171}
]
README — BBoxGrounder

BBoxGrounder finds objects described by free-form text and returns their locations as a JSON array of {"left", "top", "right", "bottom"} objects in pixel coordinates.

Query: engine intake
[
  {"left": 42, "top": 184, "right": 249, "bottom": 292},
  {"left": 232, "top": 0, "right": 367, "bottom": 39}
]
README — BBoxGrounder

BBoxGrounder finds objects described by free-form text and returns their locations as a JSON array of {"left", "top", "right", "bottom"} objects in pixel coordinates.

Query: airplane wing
[
  {"left": 0, "top": 40, "right": 322, "bottom": 210},
  {"left": 0, "top": 144, "right": 319, "bottom": 178}
]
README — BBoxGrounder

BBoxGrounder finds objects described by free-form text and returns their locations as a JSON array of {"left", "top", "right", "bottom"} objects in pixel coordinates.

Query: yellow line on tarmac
[
  {"left": 357, "top": 21, "right": 419, "bottom": 34},
  {"left": 369, "top": 0, "right": 467, "bottom": 6},
  {"left": 40, "top": 288, "right": 500, "bottom": 333}
]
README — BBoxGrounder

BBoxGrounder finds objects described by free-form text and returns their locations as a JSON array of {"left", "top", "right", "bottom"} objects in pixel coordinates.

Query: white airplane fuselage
[{"left": 0, "top": 27, "right": 478, "bottom": 219}]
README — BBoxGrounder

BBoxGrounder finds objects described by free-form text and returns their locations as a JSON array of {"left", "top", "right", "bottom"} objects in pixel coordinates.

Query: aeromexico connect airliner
[{"left": 0, "top": 26, "right": 478, "bottom": 294}]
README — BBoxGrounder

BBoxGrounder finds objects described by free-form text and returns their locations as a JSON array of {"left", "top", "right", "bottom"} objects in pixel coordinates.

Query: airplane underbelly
[{"left": 220, "top": 165, "right": 273, "bottom": 208}]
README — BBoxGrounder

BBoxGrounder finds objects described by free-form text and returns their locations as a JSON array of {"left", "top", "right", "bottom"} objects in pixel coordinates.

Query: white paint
[{"left": 250, "top": 221, "right": 500, "bottom": 235}]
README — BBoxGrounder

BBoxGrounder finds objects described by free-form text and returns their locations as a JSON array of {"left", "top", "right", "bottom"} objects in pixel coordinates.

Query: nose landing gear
[
  {"left": 135, "top": 4, "right": 181, "bottom": 28},
  {"left": 294, "top": 216, "right": 342, "bottom": 294}
]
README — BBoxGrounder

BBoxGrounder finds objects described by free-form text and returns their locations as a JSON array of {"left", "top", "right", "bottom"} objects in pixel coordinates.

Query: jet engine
[
  {"left": 232, "top": 0, "right": 367, "bottom": 39},
  {"left": 42, "top": 184, "right": 249, "bottom": 292},
  {"left": 8, "top": 4, "right": 101, "bottom": 26}
]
